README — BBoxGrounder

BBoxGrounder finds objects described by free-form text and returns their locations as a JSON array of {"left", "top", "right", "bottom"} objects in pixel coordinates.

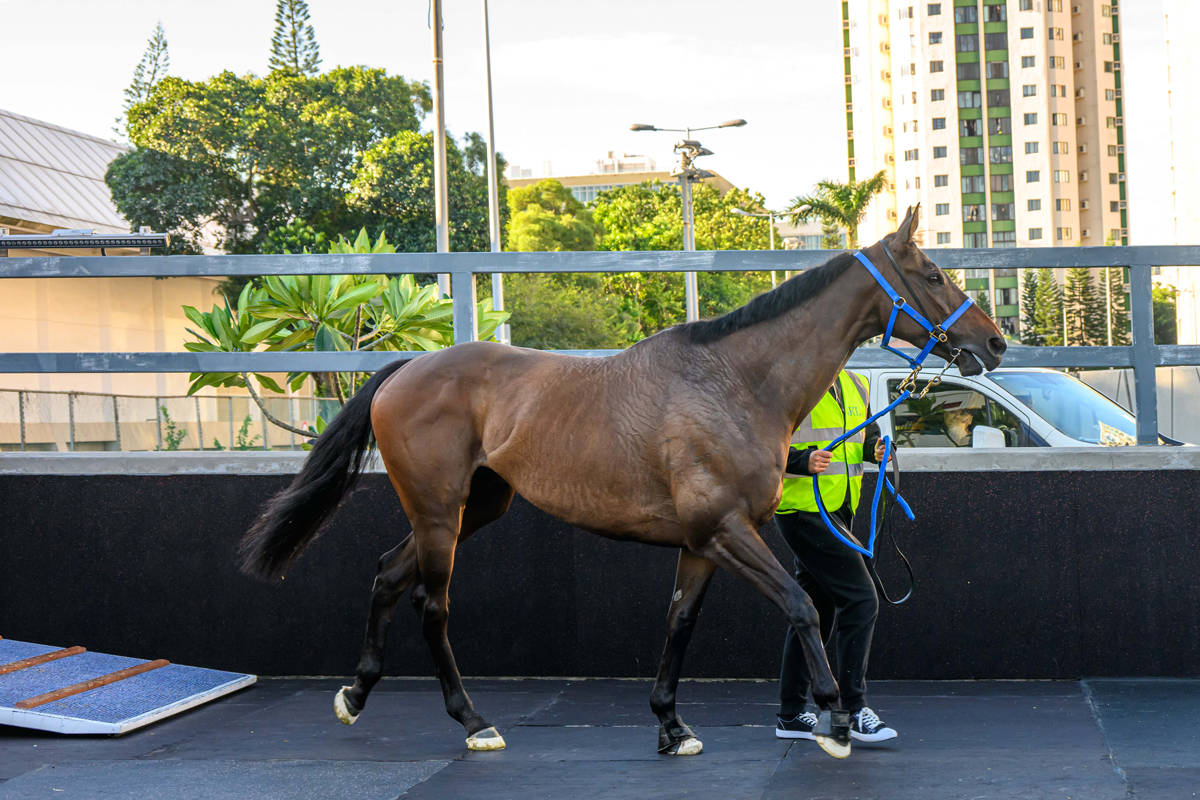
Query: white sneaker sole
[
  {"left": 774, "top": 729, "right": 815, "bottom": 740},
  {"left": 851, "top": 728, "right": 897, "bottom": 742}
]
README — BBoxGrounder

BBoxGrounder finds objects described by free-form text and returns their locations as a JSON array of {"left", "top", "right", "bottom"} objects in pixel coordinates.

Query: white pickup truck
[{"left": 851, "top": 367, "right": 1182, "bottom": 448}]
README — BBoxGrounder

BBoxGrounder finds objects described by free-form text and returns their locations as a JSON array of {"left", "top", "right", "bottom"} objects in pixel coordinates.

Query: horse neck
[{"left": 717, "top": 265, "right": 883, "bottom": 428}]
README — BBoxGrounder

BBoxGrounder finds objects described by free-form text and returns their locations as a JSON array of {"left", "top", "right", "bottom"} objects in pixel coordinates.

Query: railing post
[
  {"left": 195, "top": 396, "right": 204, "bottom": 452},
  {"left": 156, "top": 399, "right": 163, "bottom": 451},
  {"left": 68, "top": 392, "right": 75, "bottom": 452},
  {"left": 18, "top": 390, "right": 25, "bottom": 452},
  {"left": 451, "top": 271, "right": 478, "bottom": 344},
  {"left": 1129, "top": 264, "right": 1159, "bottom": 444},
  {"left": 113, "top": 395, "right": 121, "bottom": 451}
]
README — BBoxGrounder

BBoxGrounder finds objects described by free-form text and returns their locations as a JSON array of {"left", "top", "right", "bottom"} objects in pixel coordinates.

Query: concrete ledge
[{"left": 2, "top": 446, "right": 1200, "bottom": 474}]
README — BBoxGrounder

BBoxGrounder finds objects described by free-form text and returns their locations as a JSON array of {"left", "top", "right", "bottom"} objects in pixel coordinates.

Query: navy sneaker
[
  {"left": 850, "top": 707, "right": 897, "bottom": 742},
  {"left": 775, "top": 710, "right": 819, "bottom": 740}
]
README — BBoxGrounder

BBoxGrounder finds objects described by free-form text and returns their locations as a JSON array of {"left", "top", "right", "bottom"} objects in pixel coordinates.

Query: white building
[{"left": 841, "top": 0, "right": 1130, "bottom": 337}]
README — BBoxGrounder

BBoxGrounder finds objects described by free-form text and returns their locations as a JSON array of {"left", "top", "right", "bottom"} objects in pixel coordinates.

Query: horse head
[{"left": 860, "top": 204, "right": 1006, "bottom": 376}]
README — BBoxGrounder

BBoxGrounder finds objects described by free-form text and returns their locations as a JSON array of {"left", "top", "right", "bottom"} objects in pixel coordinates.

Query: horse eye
[{"left": 927, "top": 273, "right": 942, "bottom": 284}]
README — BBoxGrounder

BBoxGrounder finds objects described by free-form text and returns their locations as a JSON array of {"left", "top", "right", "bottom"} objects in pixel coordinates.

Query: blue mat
[{"left": 0, "top": 638, "right": 255, "bottom": 735}]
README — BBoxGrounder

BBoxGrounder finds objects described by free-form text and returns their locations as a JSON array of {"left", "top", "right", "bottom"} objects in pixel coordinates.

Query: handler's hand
[
  {"left": 874, "top": 441, "right": 894, "bottom": 463},
  {"left": 808, "top": 449, "right": 834, "bottom": 474}
]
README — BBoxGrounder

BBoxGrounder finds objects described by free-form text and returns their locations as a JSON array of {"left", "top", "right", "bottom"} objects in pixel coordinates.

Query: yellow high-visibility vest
[{"left": 777, "top": 370, "right": 870, "bottom": 514}]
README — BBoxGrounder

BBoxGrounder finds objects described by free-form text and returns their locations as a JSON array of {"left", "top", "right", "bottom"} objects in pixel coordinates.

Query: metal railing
[{"left": 3, "top": 246, "right": 1200, "bottom": 444}]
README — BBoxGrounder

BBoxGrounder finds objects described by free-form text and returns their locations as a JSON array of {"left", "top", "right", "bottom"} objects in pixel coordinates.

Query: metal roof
[{"left": 0, "top": 109, "right": 129, "bottom": 234}]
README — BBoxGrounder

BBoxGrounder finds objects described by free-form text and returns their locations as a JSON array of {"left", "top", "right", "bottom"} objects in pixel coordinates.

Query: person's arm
[{"left": 785, "top": 445, "right": 817, "bottom": 476}]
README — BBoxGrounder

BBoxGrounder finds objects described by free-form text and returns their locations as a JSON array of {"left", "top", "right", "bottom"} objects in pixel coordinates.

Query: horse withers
[{"left": 240, "top": 205, "right": 1005, "bottom": 760}]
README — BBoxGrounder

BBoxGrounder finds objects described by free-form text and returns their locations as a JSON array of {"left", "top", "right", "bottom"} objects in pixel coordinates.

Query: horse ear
[{"left": 895, "top": 205, "right": 920, "bottom": 245}]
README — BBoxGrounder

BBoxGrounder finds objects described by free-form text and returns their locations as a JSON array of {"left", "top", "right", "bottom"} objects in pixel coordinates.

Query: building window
[
  {"left": 934, "top": 146, "right": 948, "bottom": 158},
  {"left": 1057, "top": 227, "right": 1072, "bottom": 241},
  {"left": 958, "top": 91, "right": 982, "bottom": 108},
  {"left": 1029, "top": 227, "right": 1043, "bottom": 240},
  {"left": 1049, "top": 28, "right": 1063, "bottom": 40},
  {"left": 930, "top": 60, "right": 944, "bottom": 72},
  {"left": 957, "top": 34, "right": 979, "bottom": 52},
  {"left": 984, "top": 32, "right": 1008, "bottom": 50},
  {"left": 1105, "top": 89, "right": 1115, "bottom": 101},
  {"left": 990, "top": 117, "right": 1012, "bottom": 135},
  {"left": 1103, "top": 33, "right": 1113, "bottom": 45},
  {"left": 1024, "top": 113, "right": 1039, "bottom": 125},
  {"left": 985, "top": 61, "right": 1009, "bottom": 80},
  {"left": 1025, "top": 142, "right": 1039, "bottom": 154},
  {"left": 1053, "top": 170, "right": 1070, "bottom": 183},
  {"left": 937, "top": 232, "right": 952, "bottom": 244},
  {"left": 990, "top": 146, "right": 1013, "bottom": 163},
  {"left": 1109, "top": 172, "right": 1119, "bottom": 184},
  {"left": 1020, "top": 27, "right": 1034, "bottom": 39},
  {"left": 931, "top": 89, "right": 945, "bottom": 102},
  {"left": 1111, "top": 228, "right": 1121, "bottom": 241},
  {"left": 991, "top": 174, "right": 1013, "bottom": 192},
  {"left": 1049, "top": 0, "right": 1062, "bottom": 10},
  {"left": 1102, "top": 4, "right": 1111, "bottom": 16},
  {"left": 1106, "top": 117, "right": 1117, "bottom": 128},
  {"left": 1056, "top": 198, "right": 1071, "bottom": 211},
  {"left": 957, "top": 62, "right": 981, "bottom": 80},
  {"left": 1026, "top": 170, "right": 1041, "bottom": 182},
  {"left": 964, "top": 232, "right": 989, "bottom": 248},
  {"left": 928, "top": 3, "right": 942, "bottom": 15},
  {"left": 932, "top": 117, "right": 946, "bottom": 130},
  {"left": 1052, "top": 141, "right": 1069, "bottom": 153},
  {"left": 929, "top": 32, "right": 943, "bottom": 44},
  {"left": 904, "top": 149, "right": 921, "bottom": 161},
  {"left": 961, "top": 147, "right": 985, "bottom": 165},
  {"left": 1028, "top": 199, "right": 1042, "bottom": 211},
  {"left": 936, "top": 203, "right": 950, "bottom": 215},
  {"left": 1104, "top": 61, "right": 1114, "bottom": 73},
  {"left": 960, "top": 118, "right": 982, "bottom": 137},
  {"left": 992, "top": 203, "right": 1015, "bottom": 221},
  {"left": 1050, "top": 56, "right": 1065, "bottom": 69},
  {"left": 935, "top": 174, "right": 949, "bottom": 186},
  {"left": 954, "top": 6, "right": 977, "bottom": 23},
  {"left": 963, "top": 204, "right": 985, "bottom": 222},
  {"left": 988, "top": 89, "right": 1011, "bottom": 107},
  {"left": 1020, "top": 0, "right": 1033, "bottom": 8},
  {"left": 962, "top": 175, "right": 986, "bottom": 193},
  {"left": 1052, "top": 113, "right": 1068, "bottom": 126},
  {"left": 1110, "top": 201, "right": 1120, "bottom": 212},
  {"left": 985, "top": 5, "right": 1006, "bottom": 22},
  {"left": 1023, "top": 84, "right": 1037, "bottom": 97},
  {"left": 993, "top": 231, "right": 1017, "bottom": 248},
  {"left": 1108, "top": 145, "right": 1118, "bottom": 156},
  {"left": 1022, "top": 55, "right": 1036, "bottom": 68}
]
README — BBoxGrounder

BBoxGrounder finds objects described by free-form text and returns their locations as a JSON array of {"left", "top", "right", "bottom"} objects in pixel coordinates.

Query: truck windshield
[{"left": 986, "top": 371, "right": 1137, "bottom": 445}]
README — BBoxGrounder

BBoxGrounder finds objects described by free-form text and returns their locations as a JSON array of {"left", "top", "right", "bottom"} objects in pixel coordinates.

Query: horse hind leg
[
  {"left": 337, "top": 468, "right": 513, "bottom": 727},
  {"left": 649, "top": 548, "right": 717, "bottom": 756}
]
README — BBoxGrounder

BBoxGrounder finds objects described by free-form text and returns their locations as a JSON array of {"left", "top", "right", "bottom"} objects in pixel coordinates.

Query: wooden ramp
[{"left": 0, "top": 637, "right": 255, "bottom": 735}]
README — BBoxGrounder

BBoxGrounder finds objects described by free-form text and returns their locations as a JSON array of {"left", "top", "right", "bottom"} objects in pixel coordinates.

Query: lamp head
[
  {"left": 629, "top": 123, "right": 656, "bottom": 132},
  {"left": 719, "top": 119, "right": 748, "bottom": 128}
]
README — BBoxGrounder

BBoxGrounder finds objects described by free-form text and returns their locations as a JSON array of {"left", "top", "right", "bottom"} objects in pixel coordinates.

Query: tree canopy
[
  {"left": 270, "top": 0, "right": 321, "bottom": 76},
  {"left": 787, "top": 170, "right": 888, "bottom": 248},
  {"left": 505, "top": 179, "right": 599, "bottom": 252},
  {"left": 123, "top": 22, "right": 169, "bottom": 116}
]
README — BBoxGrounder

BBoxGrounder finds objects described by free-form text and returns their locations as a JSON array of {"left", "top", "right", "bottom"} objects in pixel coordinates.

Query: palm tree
[{"left": 787, "top": 170, "right": 889, "bottom": 248}]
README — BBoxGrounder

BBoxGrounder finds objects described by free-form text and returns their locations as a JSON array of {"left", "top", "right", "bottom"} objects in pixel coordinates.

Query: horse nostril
[{"left": 988, "top": 336, "right": 1007, "bottom": 356}]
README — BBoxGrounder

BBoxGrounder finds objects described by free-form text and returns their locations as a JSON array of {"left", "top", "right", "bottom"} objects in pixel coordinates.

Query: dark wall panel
[{"left": 1, "top": 470, "right": 1197, "bottom": 679}]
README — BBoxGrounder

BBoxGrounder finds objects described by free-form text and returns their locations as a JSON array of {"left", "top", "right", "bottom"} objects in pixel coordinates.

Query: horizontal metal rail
[{"left": 3, "top": 247, "right": 1199, "bottom": 445}]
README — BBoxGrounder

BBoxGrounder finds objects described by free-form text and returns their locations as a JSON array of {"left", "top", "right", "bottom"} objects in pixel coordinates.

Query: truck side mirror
[{"left": 971, "top": 425, "right": 1007, "bottom": 448}]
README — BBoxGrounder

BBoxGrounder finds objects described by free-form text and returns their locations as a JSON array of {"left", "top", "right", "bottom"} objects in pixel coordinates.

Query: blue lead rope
[{"left": 809, "top": 249, "right": 974, "bottom": 560}]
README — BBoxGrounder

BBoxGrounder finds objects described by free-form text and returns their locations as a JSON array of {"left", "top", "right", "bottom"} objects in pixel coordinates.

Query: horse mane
[{"left": 679, "top": 250, "right": 857, "bottom": 345}]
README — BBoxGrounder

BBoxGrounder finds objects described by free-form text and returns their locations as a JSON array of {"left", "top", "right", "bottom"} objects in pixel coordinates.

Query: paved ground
[{"left": 1, "top": 678, "right": 1196, "bottom": 799}]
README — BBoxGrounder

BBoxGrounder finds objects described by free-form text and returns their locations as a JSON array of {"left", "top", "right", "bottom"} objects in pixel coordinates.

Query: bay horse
[{"left": 240, "top": 206, "right": 1005, "bottom": 759}]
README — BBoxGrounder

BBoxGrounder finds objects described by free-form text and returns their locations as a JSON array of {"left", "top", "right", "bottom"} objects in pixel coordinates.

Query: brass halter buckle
[
  {"left": 898, "top": 365, "right": 922, "bottom": 394},
  {"left": 916, "top": 348, "right": 963, "bottom": 399}
]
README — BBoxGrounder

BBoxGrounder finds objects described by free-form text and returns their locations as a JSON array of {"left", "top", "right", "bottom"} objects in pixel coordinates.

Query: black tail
[{"left": 239, "top": 360, "right": 408, "bottom": 580}]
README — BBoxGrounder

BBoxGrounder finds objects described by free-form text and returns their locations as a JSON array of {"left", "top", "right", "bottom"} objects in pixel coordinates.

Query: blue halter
[{"left": 810, "top": 248, "right": 975, "bottom": 562}]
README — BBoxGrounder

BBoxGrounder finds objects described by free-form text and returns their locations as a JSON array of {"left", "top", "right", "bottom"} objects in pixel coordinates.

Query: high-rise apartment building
[{"left": 841, "top": 0, "right": 1128, "bottom": 336}]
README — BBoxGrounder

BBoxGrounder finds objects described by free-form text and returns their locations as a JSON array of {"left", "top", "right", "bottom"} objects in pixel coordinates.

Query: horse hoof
[
  {"left": 815, "top": 734, "right": 852, "bottom": 759},
  {"left": 466, "top": 726, "right": 506, "bottom": 751},
  {"left": 667, "top": 736, "right": 704, "bottom": 756},
  {"left": 334, "top": 686, "right": 360, "bottom": 726},
  {"left": 657, "top": 716, "right": 702, "bottom": 755}
]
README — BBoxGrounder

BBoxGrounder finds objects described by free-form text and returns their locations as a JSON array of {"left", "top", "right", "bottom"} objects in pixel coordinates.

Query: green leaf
[
  {"left": 315, "top": 322, "right": 350, "bottom": 351},
  {"left": 327, "top": 282, "right": 381, "bottom": 313},
  {"left": 254, "top": 374, "right": 286, "bottom": 394},
  {"left": 242, "top": 318, "right": 283, "bottom": 345}
]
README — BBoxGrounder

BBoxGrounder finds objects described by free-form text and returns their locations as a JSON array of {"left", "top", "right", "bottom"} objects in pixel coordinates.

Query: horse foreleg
[
  {"left": 699, "top": 518, "right": 847, "bottom": 757},
  {"left": 337, "top": 535, "right": 418, "bottom": 724},
  {"left": 649, "top": 548, "right": 717, "bottom": 756}
]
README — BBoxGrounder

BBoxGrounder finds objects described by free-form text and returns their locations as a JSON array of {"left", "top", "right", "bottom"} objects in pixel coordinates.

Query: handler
[{"left": 773, "top": 369, "right": 897, "bottom": 743}]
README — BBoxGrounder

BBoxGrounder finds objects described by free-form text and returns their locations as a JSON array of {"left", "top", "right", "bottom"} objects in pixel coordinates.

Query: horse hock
[{"left": 813, "top": 709, "right": 852, "bottom": 759}]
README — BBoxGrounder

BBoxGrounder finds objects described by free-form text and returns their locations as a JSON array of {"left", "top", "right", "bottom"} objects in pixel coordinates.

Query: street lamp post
[
  {"left": 481, "top": 0, "right": 509, "bottom": 344},
  {"left": 731, "top": 206, "right": 808, "bottom": 287},
  {"left": 431, "top": 0, "right": 451, "bottom": 301},
  {"left": 630, "top": 119, "right": 746, "bottom": 322}
]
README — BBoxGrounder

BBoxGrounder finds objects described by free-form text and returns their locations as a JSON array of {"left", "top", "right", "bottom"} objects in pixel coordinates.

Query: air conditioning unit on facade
[
  {"left": 843, "top": 19, "right": 851, "bottom": 29},
  {"left": 1075, "top": 61, "right": 1084, "bottom": 69},
  {"left": 845, "top": 75, "right": 853, "bottom": 84},
  {"left": 1118, "top": 173, "right": 1126, "bottom": 181},
  {"left": 885, "top": 153, "right": 896, "bottom": 163},
  {"left": 1113, "top": 61, "right": 1121, "bottom": 69},
  {"left": 884, "top": 126, "right": 894, "bottom": 135},
  {"left": 888, "top": 209, "right": 898, "bottom": 220},
  {"left": 883, "top": 98, "right": 893, "bottom": 108},
  {"left": 1072, "top": 4, "right": 1081, "bottom": 12},
  {"left": 1117, "top": 144, "right": 1125, "bottom": 153},
  {"left": 1115, "top": 89, "right": 1122, "bottom": 98},
  {"left": 1072, "top": 32, "right": 1083, "bottom": 41},
  {"left": 1116, "top": 118, "right": 1123, "bottom": 126},
  {"left": 1081, "top": 229, "right": 1091, "bottom": 237},
  {"left": 846, "top": 103, "right": 854, "bottom": 111},
  {"left": 881, "top": 43, "right": 891, "bottom": 52},
  {"left": 848, "top": 130, "right": 855, "bottom": 139},
  {"left": 1077, "top": 117, "right": 1086, "bottom": 125},
  {"left": 1112, "top": 33, "right": 1120, "bottom": 42},
  {"left": 1080, "top": 199, "right": 1090, "bottom": 209},
  {"left": 1075, "top": 89, "right": 1085, "bottom": 97},
  {"left": 845, "top": 48, "right": 852, "bottom": 57},
  {"left": 848, "top": 158, "right": 857, "bottom": 167},
  {"left": 1080, "top": 170, "right": 1090, "bottom": 181},
  {"left": 882, "top": 70, "right": 892, "bottom": 80},
  {"left": 1119, "top": 200, "right": 1127, "bottom": 209},
  {"left": 1079, "top": 144, "right": 1088, "bottom": 153},
  {"left": 879, "top": 14, "right": 889, "bottom": 25}
]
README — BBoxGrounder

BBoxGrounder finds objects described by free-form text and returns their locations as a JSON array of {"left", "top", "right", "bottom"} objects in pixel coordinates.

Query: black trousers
[{"left": 775, "top": 507, "right": 879, "bottom": 716}]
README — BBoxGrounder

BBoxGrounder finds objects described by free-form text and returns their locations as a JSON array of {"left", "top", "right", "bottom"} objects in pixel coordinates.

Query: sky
[{"left": 0, "top": 0, "right": 1180, "bottom": 243}]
